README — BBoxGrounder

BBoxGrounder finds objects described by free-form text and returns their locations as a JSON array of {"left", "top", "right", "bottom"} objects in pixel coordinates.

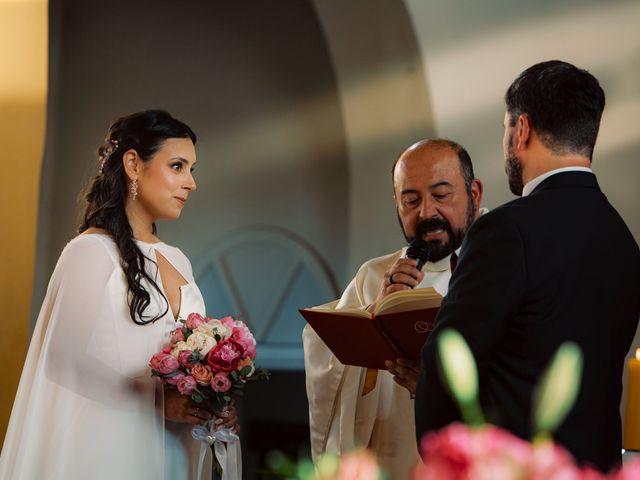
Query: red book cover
[{"left": 301, "top": 288, "right": 442, "bottom": 370}]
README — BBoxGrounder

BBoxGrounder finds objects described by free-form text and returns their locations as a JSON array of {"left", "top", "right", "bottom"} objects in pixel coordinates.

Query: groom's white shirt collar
[{"left": 522, "top": 166, "right": 593, "bottom": 197}]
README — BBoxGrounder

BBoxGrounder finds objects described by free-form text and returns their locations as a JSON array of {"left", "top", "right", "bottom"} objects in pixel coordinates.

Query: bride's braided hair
[{"left": 79, "top": 110, "right": 197, "bottom": 325}]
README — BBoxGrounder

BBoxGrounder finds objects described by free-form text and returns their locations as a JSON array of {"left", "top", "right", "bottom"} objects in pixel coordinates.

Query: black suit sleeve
[{"left": 415, "top": 210, "right": 526, "bottom": 447}]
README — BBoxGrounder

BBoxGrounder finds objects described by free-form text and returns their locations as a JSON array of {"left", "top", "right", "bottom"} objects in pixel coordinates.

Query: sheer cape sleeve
[{"left": 0, "top": 235, "right": 166, "bottom": 480}]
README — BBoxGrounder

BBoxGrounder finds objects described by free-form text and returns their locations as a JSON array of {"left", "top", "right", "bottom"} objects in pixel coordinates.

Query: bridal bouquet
[{"left": 150, "top": 313, "right": 269, "bottom": 480}]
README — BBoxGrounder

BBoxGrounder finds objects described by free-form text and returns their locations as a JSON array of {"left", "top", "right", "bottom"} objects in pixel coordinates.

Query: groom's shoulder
[
  {"left": 477, "top": 196, "right": 533, "bottom": 226},
  {"left": 467, "top": 200, "right": 530, "bottom": 243}
]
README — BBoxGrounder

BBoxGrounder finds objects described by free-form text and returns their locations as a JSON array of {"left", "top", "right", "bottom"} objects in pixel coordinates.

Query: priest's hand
[
  {"left": 385, "top": 358, "right": 420, "bottom": 397},
  {"left": 368, "top": 258, "right": 425, "bottom": 313},
  {"left": 164, "top": 387, "right": 214, "bottom": 425}
]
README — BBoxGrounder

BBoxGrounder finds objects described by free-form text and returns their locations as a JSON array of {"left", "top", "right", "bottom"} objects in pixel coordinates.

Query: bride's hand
[
  {"left": 164, "top": 388, "right": 213, "bottom": 425},
  {"left": 215, "top": 403, "right": 240, "bottom": 433}
]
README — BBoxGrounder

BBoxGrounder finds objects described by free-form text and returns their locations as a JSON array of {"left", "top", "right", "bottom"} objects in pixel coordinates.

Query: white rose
[
  {"left": 186, "top": 331, "right": 217, "bottom": 356},
  {"left": 170, "top": 341, "right": 190, "bottom": 358},
  {"left": 207, "top": 319, "right": 232, "bottom": 339},
  {"left": 195, "top": 323, "right": 215, "bottom": 337}
]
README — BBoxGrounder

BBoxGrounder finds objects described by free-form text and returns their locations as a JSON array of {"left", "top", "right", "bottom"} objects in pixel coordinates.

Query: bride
[{"left": 0, "top": 110, "right": 237, "bottom": 479}]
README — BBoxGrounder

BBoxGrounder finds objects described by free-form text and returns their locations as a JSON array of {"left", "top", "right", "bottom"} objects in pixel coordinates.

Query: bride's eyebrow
[{"left": 170, "top": 157, "right": 197, "bottom": 166}]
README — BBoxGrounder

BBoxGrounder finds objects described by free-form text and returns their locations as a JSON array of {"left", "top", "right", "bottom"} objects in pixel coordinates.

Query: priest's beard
[
  {"left": 398, "top": 195, "right": 475, "bottom": 263},
  {"left": 505, "top": 136, "right": 524, "bottom": 196}
]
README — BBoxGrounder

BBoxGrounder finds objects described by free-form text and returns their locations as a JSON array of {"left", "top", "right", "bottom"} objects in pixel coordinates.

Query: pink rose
[
  {"left": 171, "top": 328, "right": 184, "bottom": 343},
  {"left": 220, "top": 316, "right": 235, "bottom": 328},
  {"left": 178, "top": 350, "right": 195, "bottom": 368},
  {"left": 149, "top": 352, "right": 180, "bottom": 375},
  {"left": 211, "top": 372, "right": 232, "bottom": 392},
  {"left": 162, "top": 346, "right": 172, "bottom": 354},
  {"left": 206, "top": 339, "right": 244, "bottom": 373},
  {"left": 185, "top": 312, "right": 206, "bottom": 330},
  {"left": 231, "top": 321, "right": 257, "bottom": 360},
  {"left": 176, "top": 375, "right": 197, "bottom": 395},
  {"left": 165, "top": 372, "right": 185, "bottom": 386},
  {"left": 190, "top": 363, "right": 213, "bottom": 386}
]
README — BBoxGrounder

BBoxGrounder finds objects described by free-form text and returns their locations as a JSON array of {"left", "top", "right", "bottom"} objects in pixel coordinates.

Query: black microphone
[{"left": 405, "top": 238, "right": 430, "bottom": 271}]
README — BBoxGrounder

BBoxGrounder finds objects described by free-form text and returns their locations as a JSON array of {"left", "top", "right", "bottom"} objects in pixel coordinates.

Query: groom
[{"left": 415, "top": 60, "right": 640, "bottom": 472}]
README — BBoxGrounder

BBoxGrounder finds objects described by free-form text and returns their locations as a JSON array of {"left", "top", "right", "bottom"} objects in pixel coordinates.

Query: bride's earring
[{"left": 130, "top": 178, "right": 138, "bottom": 201}]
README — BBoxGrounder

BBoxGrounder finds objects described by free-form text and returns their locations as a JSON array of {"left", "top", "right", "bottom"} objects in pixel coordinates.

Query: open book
[{"left": 300, "top": 287, "right": 442, "bottom": 370}]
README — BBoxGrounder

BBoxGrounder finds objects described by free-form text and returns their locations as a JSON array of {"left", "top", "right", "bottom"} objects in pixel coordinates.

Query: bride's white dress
[{"left": 0, "top": 234, "right": 212, "bottom": 480}]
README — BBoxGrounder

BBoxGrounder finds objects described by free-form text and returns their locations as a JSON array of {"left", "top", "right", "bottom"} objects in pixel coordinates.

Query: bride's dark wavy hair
[{"left": 79, "top": 110, "right": 197, "bottom": 325}]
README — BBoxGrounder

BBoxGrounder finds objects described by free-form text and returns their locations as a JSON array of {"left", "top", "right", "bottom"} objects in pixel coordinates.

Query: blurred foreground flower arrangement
[
  {"left": 266, "top": 448, "right": 386, "bottom": 480},
  {"left": 273, "top": 329, "right": 639, "bottom": 479}
]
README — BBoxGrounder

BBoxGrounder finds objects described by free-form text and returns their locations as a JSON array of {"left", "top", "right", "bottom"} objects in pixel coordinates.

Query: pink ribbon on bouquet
[{"left": 192, "top": 422, "right": 242, "bottom": 480}]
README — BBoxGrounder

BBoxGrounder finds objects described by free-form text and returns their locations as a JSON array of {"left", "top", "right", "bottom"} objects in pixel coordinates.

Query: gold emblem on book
[{"left": 414, "top": 321, "right": 432, "bottom": 333}]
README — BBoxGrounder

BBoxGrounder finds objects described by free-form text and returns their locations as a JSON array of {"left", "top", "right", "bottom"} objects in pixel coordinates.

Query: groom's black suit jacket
[{"left": 415, "top": 171, "right": 640, "bottom": 472}]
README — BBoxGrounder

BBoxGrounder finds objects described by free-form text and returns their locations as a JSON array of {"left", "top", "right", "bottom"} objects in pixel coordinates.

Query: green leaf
[
  {"left": 532, "top": 341, "right": 583, "bottom": 439},
  {"left": 437, "top": 328, "right": 484, "bottom": 425},
  {"left": 191, "top": 393, "right": 203, "bottom": 403}
]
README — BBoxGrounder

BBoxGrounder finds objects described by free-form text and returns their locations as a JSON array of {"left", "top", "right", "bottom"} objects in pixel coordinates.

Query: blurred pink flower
[
  {"left": 416, "top": 423, "right": 531, "bottom": 480},
  {"left": 176, "top": 375, "right": 197, "bottom": 395},
  {"left": 149, "top": 352, "right": 180, "bottom": 375},
  {"left": 610, "top": 458, "right": 640, "bottom": 480},
  {"left": 529, "top": 440, "right": 581, "bottom": 480},
  {"left": 211, "top": 372, "right": 232, "bottom": 393},
  {"left": 185, "top": 312, "right": 206, "bottom": 330},
  {"left": 414, "top": 423, "right": 634, "bottom": 480},
  {"left": 580, "top": 466, "right": 607, "bottom": 480},
  {"left": 337, "top": 449, "right": 381, "bottom": 480}
]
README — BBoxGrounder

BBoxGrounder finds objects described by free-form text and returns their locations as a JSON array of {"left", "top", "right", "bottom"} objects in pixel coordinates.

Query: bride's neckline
[
  {"left": 134, "top": 238, "right": 164, "bottom": 246},
  {"left": 82, "top": 232, "right": 164, "bottom": 246}
]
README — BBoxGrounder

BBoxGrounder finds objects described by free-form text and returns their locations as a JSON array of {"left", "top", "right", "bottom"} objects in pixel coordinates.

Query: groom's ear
[
  {"left": 516, "top": 114, "right": 531, "bottom": 150},
  {"left": 122, "top": 149, "right": 142, "bottom": 181}
]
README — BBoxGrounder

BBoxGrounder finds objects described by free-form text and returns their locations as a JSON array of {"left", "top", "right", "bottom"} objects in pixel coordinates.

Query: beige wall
[
  {"left": 0, "top": 0, "right": 47, "bottom": 447},
  {"left": 405, "top": 0, "right": 640, "bottom": 239}
]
